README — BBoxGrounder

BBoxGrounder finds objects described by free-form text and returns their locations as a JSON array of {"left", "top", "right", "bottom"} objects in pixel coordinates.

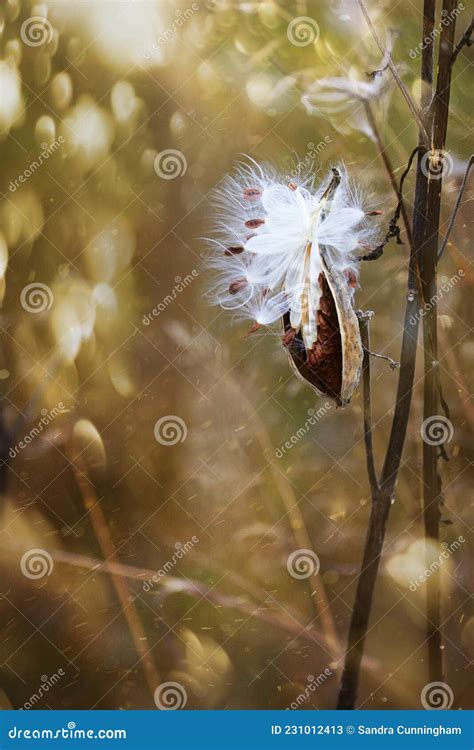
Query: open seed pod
[
  {"left": 207, "top": 161, "right": 375, "bottom": 406},
  {"left": 282, "top": 171, "right": 363, "bottom": 407},
  {"left": 283, "top": 247, "right": 363, "bottom": 408}
]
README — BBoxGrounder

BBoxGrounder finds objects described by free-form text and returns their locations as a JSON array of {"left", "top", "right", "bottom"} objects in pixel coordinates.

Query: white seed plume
[{"left": 206, "top": 159, "right": 377, "bottom": 350}]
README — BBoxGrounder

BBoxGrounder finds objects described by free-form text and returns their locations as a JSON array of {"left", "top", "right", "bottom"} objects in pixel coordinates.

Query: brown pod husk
[{"left": 283, "top": 246, "right": 363, "bottom": 407}]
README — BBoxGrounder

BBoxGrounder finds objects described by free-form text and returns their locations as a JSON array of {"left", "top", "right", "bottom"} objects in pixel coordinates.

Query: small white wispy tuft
[{"left": 301, "top": 33, "right": 400, "bottom": 141}]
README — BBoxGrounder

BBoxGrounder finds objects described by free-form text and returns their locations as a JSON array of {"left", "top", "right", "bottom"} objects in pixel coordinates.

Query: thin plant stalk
[
  {"left": 337, "top": 0, "right": 439, "bottom": 709},
  {"left": 357, "top": 0, "right": 430, "bottom": 143},
  {"left": 69, "top": 453, "right": 161, "bottom": 703},
  {"left": 364, "top": 103, "right": 414, "bottom": 250},
  {"left": 421, "top": 0, "right": 458, "bottom": 683}
]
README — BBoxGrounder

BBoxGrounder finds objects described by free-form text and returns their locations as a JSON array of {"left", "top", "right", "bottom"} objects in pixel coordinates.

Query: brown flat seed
[
  {"left": 243, "top": 187, "right": 262, "bottom": 200},
  {"left": 282, "top": 328, "right": 297, "bottom": 347},
  {"left": 319, "top": 296, "right": 332, "bottom": 315},
  {"left": 225, "top": 246, "right": 245, "bottom": 256},
  {"left": 288, "top": 182, "right": 297, "bottom": 191},
  {"left": 307, "top": 350, "right": 316, "bottom": 367},
  {"left": 343, "top": 269, "right": 358, "bottom": 288},
  {"left": 245, "top": 218, "right": 265, "bottom": 229},
  {"left": 229, "top": 280, "right": 247, "bottom": 294},
  {"left": 245, "top": 322, "right": 261, "bottom": 337}
]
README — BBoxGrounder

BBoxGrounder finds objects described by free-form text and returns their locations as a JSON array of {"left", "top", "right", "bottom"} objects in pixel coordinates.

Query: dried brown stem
[
  {"left": 451, "top": 18, "right": 473, "bottom": 65},
  {"left": 337, "top": 146, "right": 424, "bottom": 709},
  {"left": 69, "top": 453, "right": 160, "bottom": 702},
  {"left": 358, "top": 313, "right": 379, "bottom": 495},
  {"left": 364, "top": 103, "right": 414, "bottom": 252},
  {"left": 337, "top": 0, "right": 442, "bottom": 710},
  {"left": 421, "top": 0, "right": 458, "bottom": 684},
  {"left": 6, "top": 542, "right": 330, "bottom": 647}
]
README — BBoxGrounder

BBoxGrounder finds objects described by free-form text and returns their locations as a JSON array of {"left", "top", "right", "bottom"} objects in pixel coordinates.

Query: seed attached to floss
[
  {"left": 229, "top": 279, "right": 247, "bottom": 294},
  {"left": 243, "top": 187, "right": 262, "bottom": 200},
  {"left": 225, "top": 246, "right": 245, "bottom": 256},
  {"left": 245, "top": 322, "right": 261, "bottom": 336},
  {"left": 344, "top": 269, "right": 358, "bottom": 288},
  {"left": 245, "top": 218, "right": 265, "bottom": 229},
  {"left": 307, "top": 349, "right": 317, "bottom": 367},
  {"left": 282, "top": 328, "right": 297, "bottom": 347}
]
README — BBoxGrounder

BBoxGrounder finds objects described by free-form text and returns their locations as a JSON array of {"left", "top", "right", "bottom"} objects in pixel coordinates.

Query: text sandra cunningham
[{"left": 358, "top": 726, "right": 461, "bottom": 736}]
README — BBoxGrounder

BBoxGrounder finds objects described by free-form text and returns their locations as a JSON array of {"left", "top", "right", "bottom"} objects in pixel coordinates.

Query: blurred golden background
[{"left": 0, "top": 0, "right": 472, "bottom": 710}]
